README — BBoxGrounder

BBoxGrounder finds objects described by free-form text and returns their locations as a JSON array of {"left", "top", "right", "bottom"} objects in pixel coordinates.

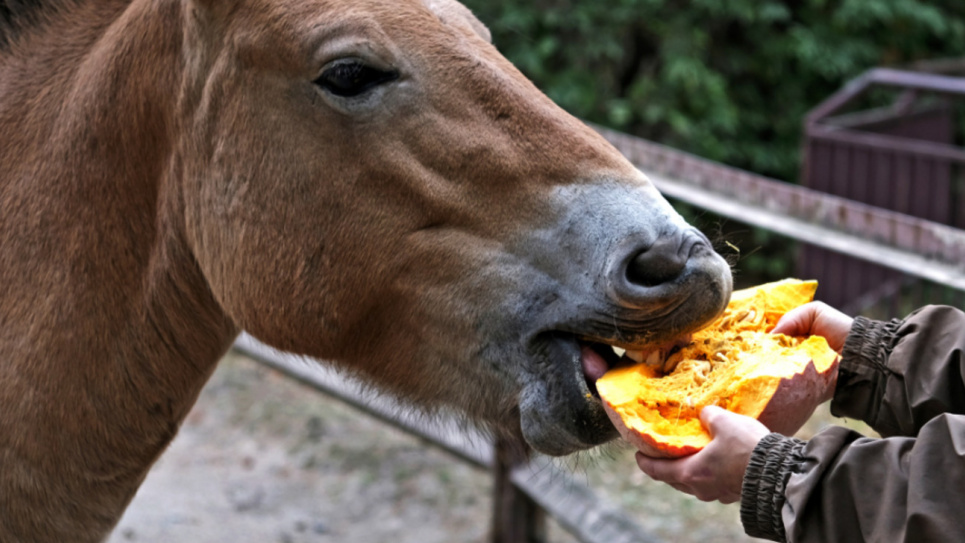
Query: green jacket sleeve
[{"left": 740, "top": 305, "right": 965, "bottom": 542}]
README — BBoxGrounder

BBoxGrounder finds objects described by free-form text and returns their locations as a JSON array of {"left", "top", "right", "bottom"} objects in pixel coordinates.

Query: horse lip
[
  {"left": 519, "top": 332, "right": 620, "bottom": 454},
  {"left": 528, "top": 332, "right": 596, "bottom": 398},
  {"left": 526, "top": 297, "right": 689, "bottom": 353}
]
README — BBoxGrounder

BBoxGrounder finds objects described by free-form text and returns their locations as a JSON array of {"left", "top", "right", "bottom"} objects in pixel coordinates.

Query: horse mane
[{"left": 0, "top": 0, "right": 77, "bottom": 48}]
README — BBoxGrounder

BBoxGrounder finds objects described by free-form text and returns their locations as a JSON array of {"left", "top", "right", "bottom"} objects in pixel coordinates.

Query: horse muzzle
[{"left": 508, "top": 180, "right": 733, "bottom": 455}]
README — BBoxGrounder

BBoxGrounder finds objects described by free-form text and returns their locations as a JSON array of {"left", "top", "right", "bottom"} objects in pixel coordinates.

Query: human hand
[
  {"left": 771, "top": 301, "right": 853, "bottom": 353},
  {"left": 635, "top": 406, "right": 769, "bottom": 504}
]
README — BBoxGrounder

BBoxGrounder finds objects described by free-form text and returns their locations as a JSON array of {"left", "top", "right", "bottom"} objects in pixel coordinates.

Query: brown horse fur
[{"left": 0, "top": 0, "right": 732, "bottom": 541}]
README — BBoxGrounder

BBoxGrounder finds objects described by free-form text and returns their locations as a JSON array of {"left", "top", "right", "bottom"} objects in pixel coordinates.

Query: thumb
[
  {"left": 699, "top": 405, "right": 730, "bottom": 435},
  {"left": 700, "top": 405, "right": 757, "bottom": 437},
  {"left": 770, "top": 304, "right": 811, "bottom": 336},
  {"left": 700, "top": 405, "right": 772, "bottom": 448}
]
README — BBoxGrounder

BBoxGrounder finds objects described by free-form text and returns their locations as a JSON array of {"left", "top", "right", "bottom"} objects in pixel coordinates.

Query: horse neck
[{"left": 0, "top": 2, "right": 237, "bottom": 538}]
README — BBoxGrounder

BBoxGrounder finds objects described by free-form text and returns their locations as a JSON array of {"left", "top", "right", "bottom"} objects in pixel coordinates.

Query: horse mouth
[
  {"left": 579, "top": 336, "right": 692, "bottom": 396},
  {"left": 519, "top": 313, "right": 707, "bottom": 456},
  {"left": 513, "top": 216, "right": 732, "bottom": 455},
  {"left": 579, "top": 340, "right": 633, "bottom": 397},
  {"left": 519, "top": 331, "right": 691, "bottom": 456}
]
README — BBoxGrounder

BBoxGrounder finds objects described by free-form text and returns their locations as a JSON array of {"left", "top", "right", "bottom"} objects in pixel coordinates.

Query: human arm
[
  {"left": 639, "top": 304, "right": 965, "bottom": 542},
  {"left": 829, "top": 306, "right": 965, "bottom": 434},
  {"left": 743, "top": 304, "right": 965, "bottom": 542}
]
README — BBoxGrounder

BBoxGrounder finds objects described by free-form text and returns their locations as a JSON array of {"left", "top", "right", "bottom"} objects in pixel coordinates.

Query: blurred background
[{"left": 463, "top": 0, "right": 965, "bottom": 317}]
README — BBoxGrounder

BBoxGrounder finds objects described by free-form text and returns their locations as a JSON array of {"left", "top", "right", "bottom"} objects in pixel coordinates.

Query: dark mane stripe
[{"left": 0, "top": 0, "right": 73, "bottom": 49}]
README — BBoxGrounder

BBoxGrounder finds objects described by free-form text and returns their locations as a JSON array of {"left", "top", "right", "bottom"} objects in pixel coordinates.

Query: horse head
[
  {"left": 174, "top": 0, "right": 732, "bottom": 455},
  {"left": 0, "top": 0, "right": 733, "bottom": 538}
]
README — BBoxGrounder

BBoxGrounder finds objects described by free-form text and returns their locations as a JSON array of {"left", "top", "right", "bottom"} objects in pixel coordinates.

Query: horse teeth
[
  {"left": 645, "top": 350, "right": 662, "bottom": 367},
  {"left": 625, "top": 350, "right": 645, "bottom": 364},
  {"left": 611, "top": 346, "right": 626, "bottom": 358}
]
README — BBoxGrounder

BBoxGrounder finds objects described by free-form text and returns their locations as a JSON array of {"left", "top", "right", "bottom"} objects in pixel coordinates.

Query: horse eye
[{"left": 314, "top": 60, "right": 399, "bottom": 98}]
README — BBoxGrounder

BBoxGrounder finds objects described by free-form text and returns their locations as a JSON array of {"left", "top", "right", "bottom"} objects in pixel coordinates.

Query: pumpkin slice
[{"left": 596, "top": 279, "right": 838, "bottom": 458}]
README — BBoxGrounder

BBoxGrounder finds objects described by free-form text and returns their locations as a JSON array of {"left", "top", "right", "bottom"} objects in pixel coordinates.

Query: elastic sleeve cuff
[
  {"left": 740, "top": 433, "right": 806, "bottom": 542},
  {"left": 839, "top": 316, "right": 900, "bottom": 369},
  {"left": 831, "top": 316, "right": 902, "bottom": 423}
]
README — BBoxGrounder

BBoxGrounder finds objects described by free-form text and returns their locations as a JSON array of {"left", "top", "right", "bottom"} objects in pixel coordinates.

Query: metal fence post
[{"left": 491, "top": 435, "right": 546, "bottom": 543}]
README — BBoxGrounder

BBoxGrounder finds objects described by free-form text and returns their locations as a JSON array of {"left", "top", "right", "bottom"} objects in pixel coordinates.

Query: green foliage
[
  {"left": 461, "top": 0, "right": 965, "bottom": 285},
  {"left": 462, "top": 0, "right": 965, "bottom": 181}
]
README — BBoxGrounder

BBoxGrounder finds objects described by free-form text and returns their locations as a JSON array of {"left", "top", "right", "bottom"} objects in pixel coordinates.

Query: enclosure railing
[
  {"left": 596, "top": 125, "right": 965, "bottom": 290},
  {"left": 232, "top": 335, "right": 660, "bottom": 543},
  {"left": 797, "top": 67, "right": 965, "bottom": 312},
  {"left": 234, "top": 125, "right": 965, "bottom": 543}
]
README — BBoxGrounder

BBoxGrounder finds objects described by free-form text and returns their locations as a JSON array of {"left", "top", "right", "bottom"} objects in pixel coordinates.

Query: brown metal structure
[
  {"left": 596, "top": 126, "right": 965, "bottom": 293},
  {"left": 799, "top": 67, "right": 965, "bottom": 313}
]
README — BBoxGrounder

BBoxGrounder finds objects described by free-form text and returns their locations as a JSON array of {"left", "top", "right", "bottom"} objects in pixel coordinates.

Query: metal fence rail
[
  {"left": 596, "top": 126, "right": 965, "bottom": 291},
  {"left": 232, "top": 334, "right": 662, "bottom": 543}
]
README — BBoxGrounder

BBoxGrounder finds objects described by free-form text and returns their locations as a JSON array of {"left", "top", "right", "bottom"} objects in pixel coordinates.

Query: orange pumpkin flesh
[{"left": 596, "top": 279, "right": 838, "bottom": 458}]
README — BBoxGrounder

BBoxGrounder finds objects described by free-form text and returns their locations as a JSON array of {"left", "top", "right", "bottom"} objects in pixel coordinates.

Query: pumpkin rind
[{"left": 597, "top": 279, "right": 838, "bottom": 458}]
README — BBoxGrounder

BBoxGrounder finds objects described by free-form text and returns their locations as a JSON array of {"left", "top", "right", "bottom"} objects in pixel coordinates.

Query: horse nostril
[
  {"left": 608, "top": 228, "right": 713, "bottom": 307},
  {"left": 626, "top": 235, "right": 690, "bottom": 288}
]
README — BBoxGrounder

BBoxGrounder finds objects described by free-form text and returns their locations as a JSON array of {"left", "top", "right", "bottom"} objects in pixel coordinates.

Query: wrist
[{"left": 740, "top": 433, "right": 806, "bottom": 542}]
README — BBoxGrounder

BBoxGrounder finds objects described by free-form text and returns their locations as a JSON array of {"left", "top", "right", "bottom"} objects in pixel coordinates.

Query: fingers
[
  {"left": 771, "top": 301, "right": 854, "bottom": 352},
  {"left": 636, "top": 408, "right": 770, "bottom": 504},
  {"left": 635, "top": 450, "right": 740, "bottom": 503},
  {"left": 635, "top": 451, "right": 676, "bottom": 482},
  {"left": 635, "top": 453, "right": 700, "bottom": 497}
]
